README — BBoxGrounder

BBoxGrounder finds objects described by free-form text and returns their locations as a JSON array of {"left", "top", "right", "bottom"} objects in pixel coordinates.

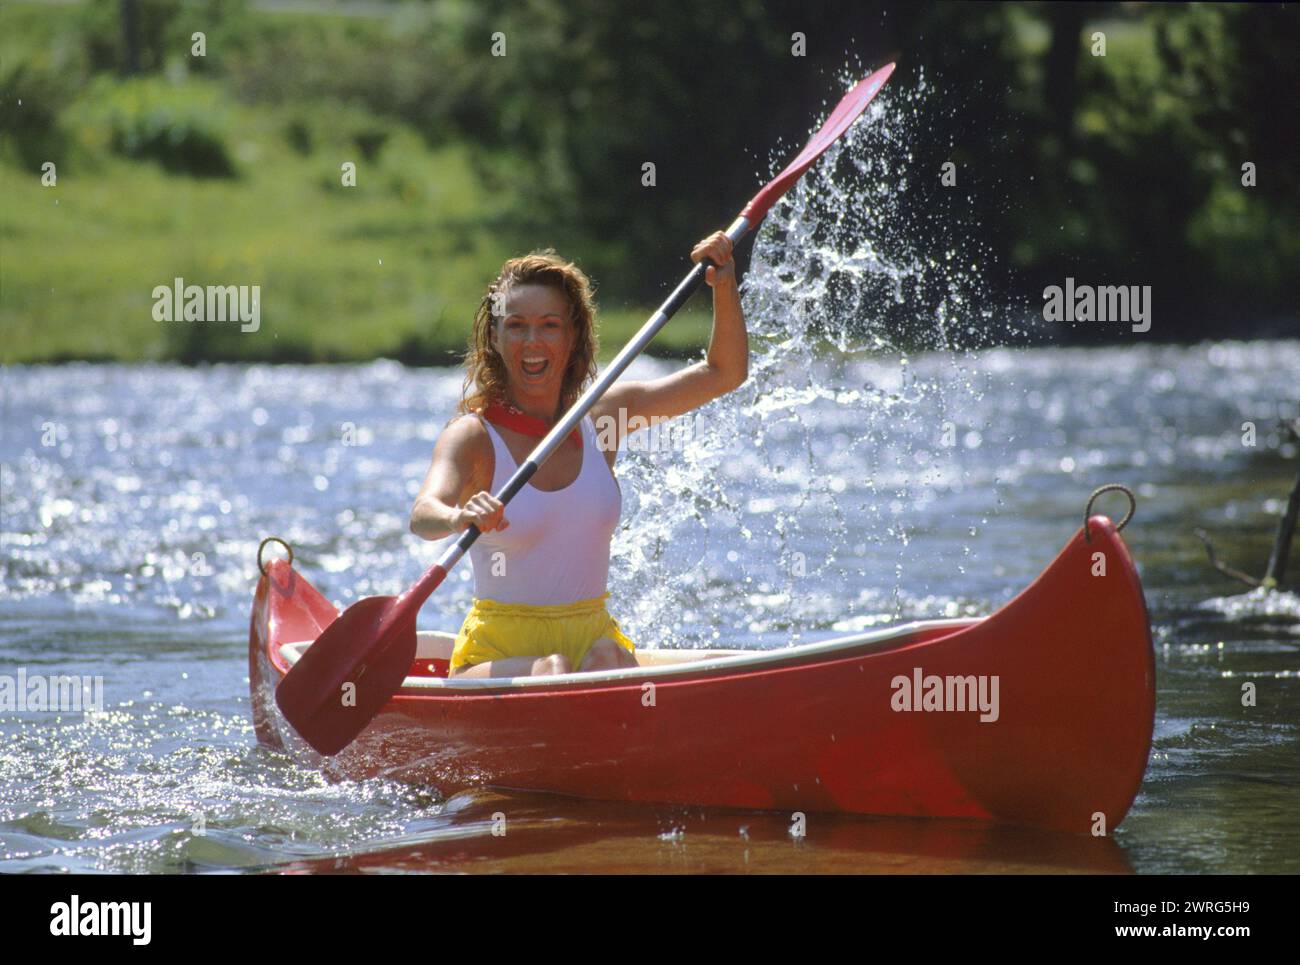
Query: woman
[{"left": 410, "top": 232, "right": 747, "bottom": 677}]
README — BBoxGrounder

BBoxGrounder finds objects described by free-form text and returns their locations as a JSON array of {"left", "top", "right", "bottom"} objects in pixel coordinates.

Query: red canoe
[{"left": 249, "top": 514, "right": 1155, "bottom": 833}]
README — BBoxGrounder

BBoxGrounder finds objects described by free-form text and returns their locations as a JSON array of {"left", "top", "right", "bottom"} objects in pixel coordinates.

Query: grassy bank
[
  {"left": 0, "top": 106, "right": 714, "bottom": 366},
  {"left": 1, "top": 139, "right": 714, "bottom": 366},
  {"left": 0, "top": 1, "right": 714, "bottom": 366}
]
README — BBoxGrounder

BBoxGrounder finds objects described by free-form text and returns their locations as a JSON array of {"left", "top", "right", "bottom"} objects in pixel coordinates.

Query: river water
[{"left": 2, "top": 340, "right": 1298, "bottom": 874}]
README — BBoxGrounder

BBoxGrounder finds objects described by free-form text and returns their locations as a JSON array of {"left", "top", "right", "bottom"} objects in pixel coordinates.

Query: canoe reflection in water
[{"left": 271, "top": 789, "right": 1134, "bottom": 875}]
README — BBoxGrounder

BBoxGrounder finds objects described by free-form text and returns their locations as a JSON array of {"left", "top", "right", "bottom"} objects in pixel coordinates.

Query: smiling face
[
  {"left": 490, "top": 282, "right": 576, "bottom": 404},
  {"left": 458, "top": 251, "right": 600, "bottom": 421}
]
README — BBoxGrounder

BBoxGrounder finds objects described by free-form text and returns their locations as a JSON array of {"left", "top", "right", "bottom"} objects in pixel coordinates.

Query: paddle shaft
[{"left": 395, "top": 215, "right": 752, "bottom": 619}]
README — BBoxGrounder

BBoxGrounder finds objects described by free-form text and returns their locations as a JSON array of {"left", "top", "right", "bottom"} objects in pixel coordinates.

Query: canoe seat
[{"left": 415, "top": 631, "right": 457, "bottom": 660}]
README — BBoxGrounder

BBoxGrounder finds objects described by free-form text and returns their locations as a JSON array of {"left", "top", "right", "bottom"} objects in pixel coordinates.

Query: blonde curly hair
[{"left": 457, "top": 250, "right": 599, "bottom": 418}]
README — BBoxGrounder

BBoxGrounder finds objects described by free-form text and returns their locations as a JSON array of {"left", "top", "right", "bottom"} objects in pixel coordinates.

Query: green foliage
[
  {"left": 2, "top": 0, "right": 1298, "bottom": 363},
  {"left": 0, "top": 3, "right": 88, "bottom": 169},
  {"left": 65, "top": 75, "right": 237, "bottom": 176},
  {"left": 0, "top": 61, "right": 75, "bottom": 170},
  {"left": 407, "top": 0, "right": 798, "bottom": 295},
  {"left": 78, "top": 0, "right": 185, "bottom": 75},
  {"left": 1047, "top": 6, "right": 1299, "bottom": 316},
  {"left": 1188, "top": 183, "right": 1300, "bottom": 294},
  {"left": 1, "top": 104, "right": 587, "bottom": 365}
]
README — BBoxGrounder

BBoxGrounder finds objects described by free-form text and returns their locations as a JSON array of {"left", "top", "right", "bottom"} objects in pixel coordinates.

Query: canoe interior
[{"left": 276, "top": 622, "right": 976, "bottom": 685}]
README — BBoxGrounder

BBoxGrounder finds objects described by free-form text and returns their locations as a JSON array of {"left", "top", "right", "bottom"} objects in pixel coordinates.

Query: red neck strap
[{"left": 481, "top": 401, "right": 581, "bottom": 450}]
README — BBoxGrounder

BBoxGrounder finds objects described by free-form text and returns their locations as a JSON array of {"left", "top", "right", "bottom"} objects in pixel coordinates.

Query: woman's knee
[
  {"left": 531, "top": 653, "right": 573, "bottom": 676},
  {"left": 579, "top": 637, "right": 635, "bottom": 671}
]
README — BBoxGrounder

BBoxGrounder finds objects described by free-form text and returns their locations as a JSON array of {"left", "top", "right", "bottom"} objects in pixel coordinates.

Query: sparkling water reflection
[{"left": 2, "top": 339, "right": 1297, "bottom": 873}]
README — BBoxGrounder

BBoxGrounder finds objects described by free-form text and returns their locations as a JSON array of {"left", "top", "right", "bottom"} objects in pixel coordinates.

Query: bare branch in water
[
  {"left": 1193, "top": 528, "right": 1263, "bottom": 589},
  {"left": 1262, "top": 466, "right": 1300, "bottom": 588}
]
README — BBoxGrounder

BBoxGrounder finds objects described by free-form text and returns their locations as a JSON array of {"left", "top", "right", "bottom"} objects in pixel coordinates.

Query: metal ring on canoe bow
[
  {"left": 257, "top": 536, "right": 294, "bottom": 576},
  {"left": 1084, "top": 484, "right": 1136, "bottom": 541}
]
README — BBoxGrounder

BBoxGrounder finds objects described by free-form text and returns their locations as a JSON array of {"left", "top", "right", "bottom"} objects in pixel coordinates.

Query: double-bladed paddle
[{"left": 275, "top": 62, "right": 897, "bottom": 755}]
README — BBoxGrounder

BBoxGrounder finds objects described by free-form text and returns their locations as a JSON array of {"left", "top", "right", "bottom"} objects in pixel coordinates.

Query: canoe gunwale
[{"left": 272, "top": 618, "right": 979, "bottom": 692}]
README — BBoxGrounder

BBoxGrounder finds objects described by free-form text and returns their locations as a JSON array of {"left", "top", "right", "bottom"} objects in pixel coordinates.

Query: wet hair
[{"left": 457, "top": 250, "right": 599, "bottom": 418}]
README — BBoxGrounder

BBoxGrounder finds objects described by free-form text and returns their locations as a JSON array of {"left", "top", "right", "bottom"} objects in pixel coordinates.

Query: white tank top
[{"left": 466, "top": 414, "right": 622, "bottom": 605}]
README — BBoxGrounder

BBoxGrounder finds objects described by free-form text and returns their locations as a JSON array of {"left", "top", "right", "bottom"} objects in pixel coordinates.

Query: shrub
[
  {"left": 0, "top": 60, "right": 77, "bottom": 170},
  {"left": 65, "top": 75, "right": 237, "bottom": 177}
]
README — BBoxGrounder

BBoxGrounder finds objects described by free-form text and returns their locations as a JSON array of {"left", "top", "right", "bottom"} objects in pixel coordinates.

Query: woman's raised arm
[{"left": 594, "top": 232, "right": 747, "bottom": 445}]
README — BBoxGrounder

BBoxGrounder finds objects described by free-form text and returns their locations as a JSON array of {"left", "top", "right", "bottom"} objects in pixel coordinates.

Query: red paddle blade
[
  {"left": 741, "top": 62, "right": 896, "bottom": 224},
  {"left": 275, "top": 594, "right": 418, "bottom": 756}
]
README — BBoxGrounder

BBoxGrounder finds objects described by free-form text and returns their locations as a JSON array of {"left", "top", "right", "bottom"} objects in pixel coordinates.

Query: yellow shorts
[{"left": 449, "top": 593, "right": 637, "bottom": 672}]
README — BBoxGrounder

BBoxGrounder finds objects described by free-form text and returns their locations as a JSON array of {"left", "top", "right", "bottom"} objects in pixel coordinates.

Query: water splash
[{"left": 608, "top": 75, "right": 1014, "bottom": 649}]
